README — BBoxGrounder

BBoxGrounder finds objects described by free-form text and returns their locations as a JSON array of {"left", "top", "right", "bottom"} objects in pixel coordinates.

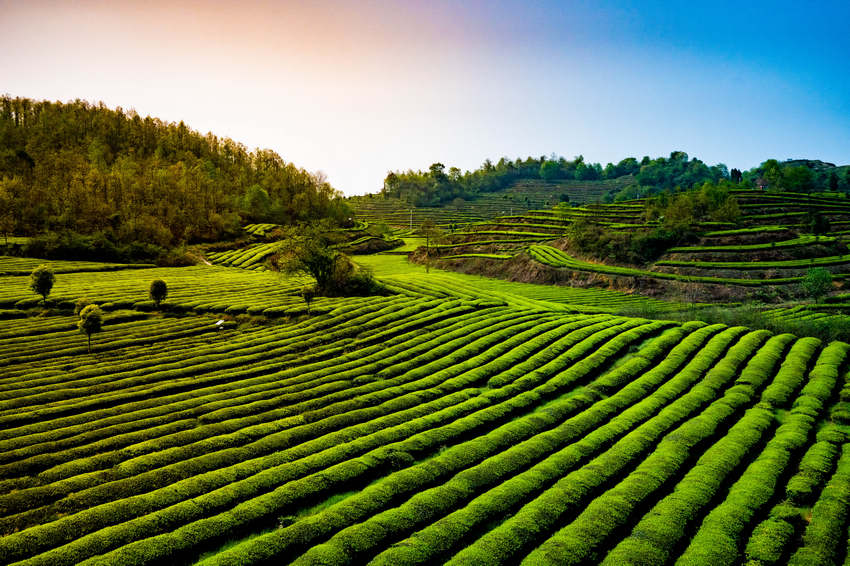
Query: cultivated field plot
[
  {"left": 528, "top": 244, "right": 848, "bottom": 286},
  {"left": 0, "top": 256, "right": 155, "bottom": 276},
  {"left": 2, "top": 286, "right": 850, "bottom": 565},
  {"left": 0, "top": 266, "right": 310, "bottom": 314},
  {"left": 355, "top": 254, "right": 690, "bottom": 314}
]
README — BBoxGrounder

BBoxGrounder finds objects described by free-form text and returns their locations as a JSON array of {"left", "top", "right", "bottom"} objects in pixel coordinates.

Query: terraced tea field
[
  {"left": 347, "top": 178, "right": 630, "bottom": 228},
  {"left": 416, "top": 191, "right": 850, "bottom": 302},
  {"left": 3, "top": 259, "right": 850, "bottom": 565}
]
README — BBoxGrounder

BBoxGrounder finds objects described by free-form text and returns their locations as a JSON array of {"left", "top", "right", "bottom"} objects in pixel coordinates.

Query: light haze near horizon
[{"left": 1, "top": 0, "right": 849, "bottom": 195}]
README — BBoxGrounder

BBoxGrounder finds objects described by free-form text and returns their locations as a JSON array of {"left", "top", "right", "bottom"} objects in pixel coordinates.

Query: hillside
[
  {"left": 422, "top": 190, "right": 850, "bottom": 288},
  {"left": 355, "top": 152, "right": 850, "bottom": 230},
  {"left": 0, "top": 96, "right": 347, "bottom": 258},
  {"left": 1, "top": 255, "right": 850, "bottom": 565},
  {"left": 348, "top": 177, "right": 632, "bottom": 228}
]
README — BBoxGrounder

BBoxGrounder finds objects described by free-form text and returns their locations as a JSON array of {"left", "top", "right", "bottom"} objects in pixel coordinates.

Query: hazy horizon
[{"left": 2, "top": 0, "right": 849, "bottom": 196}]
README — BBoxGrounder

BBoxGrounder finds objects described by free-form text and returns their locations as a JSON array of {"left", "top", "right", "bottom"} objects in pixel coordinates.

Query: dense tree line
[
  {"left": 382, "top": 152, "right": 849, "bottom": 208},
  {"left": 0, "top": 96, "right": 348, "bottom": 258},
  {"left": 381, "top": 151, "right": 730, "bottom": 207},
  {"left": 380, "top": 155, "right": 627, "bottom": 206},
  {"left": 744, "top": 159, "right": 850, "bottom": 193}
]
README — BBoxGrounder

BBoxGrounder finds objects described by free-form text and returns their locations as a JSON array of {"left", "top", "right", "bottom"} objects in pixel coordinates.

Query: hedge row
[
  {"left": 672, "top": 341, "right": 849, "bottom": 566},
  {"left": 0, "top": 302, "right": 495, "bottom": 472},
  {"left": 445, "top": 326, "right": 758, "bottom": 565},
  {"left": 0, "top": 296, "right": 428, "bottom": 425},
  {"left": 0, "top": 310, "right": 533, "bottom": 506},
  {"left": 363, "top": 322, "right": 717, "bottom": 566},
  {"left": 787, "top": 442, "right": 850, "bottom": 566},
  {"left": 528, "top": 245, "right": 806, "bottom": 286},
  {"left": 0, "top": 312, "right": 604, "bottom": 562},
  {"left": 526, "top": 332, "right": 787, "bottom": 565},
  {"left": 275, "top": 321, "right": 671, "bottom": 565},
  {"left": 0, "top": 308, "right": 519, "bottom": 520},
  {"left": 603, "top": 336, "right": 822, "bottom": 566}
]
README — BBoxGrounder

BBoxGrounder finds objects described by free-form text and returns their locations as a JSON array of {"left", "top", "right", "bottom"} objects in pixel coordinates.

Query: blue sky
[{"left": 1, "top": 0, "right": 848, "bottom": 194}]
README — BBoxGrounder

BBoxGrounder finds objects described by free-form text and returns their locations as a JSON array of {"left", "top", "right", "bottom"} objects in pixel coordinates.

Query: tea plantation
[{"left": 2, "top": 251, "right": 850, "bottom": 565}]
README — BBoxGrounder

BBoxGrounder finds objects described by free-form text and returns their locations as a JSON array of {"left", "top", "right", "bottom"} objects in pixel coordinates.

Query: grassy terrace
[
  {"left": 528, "top": 244, "right": 823, "bottom": 285},
  {"left": 0, "top": 265, "right": 314, "bottom": 315},
  {"left": 667, "top": 234, "right": 836, "bottom": 252},
  {"left": 0, "top": 257, "right": 155, "bottom": 276},
  {"left": 655, "top": 254, "right": 850, "bottom": 270}
]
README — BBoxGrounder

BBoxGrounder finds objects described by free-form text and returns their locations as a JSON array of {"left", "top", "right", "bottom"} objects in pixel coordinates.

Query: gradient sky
[{"left": 2, "top": 0, "right": 849, "bottom": 195}]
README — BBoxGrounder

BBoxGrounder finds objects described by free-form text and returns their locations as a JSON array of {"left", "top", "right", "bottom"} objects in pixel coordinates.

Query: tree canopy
[
  {"left": 0, "top": 96, "right": 349, "bottom": 251},
  {"left": 29, "top": 264, "right": 55, "bottom": 302},
  {"left": 271, "top": 225, "right": 385, "bottom": 297},
  {"left": 745, "top": 159, "right": 847, "bottom": 193},
  {"left": 149, "top": 279, "right": 168, "bottom": 308},
  {"left": 78, "top": 303, "right": 103, "bottom": 353},
  {"left": 380, "top": 151, "right": 729, "bottom": 207},
  {"left": 802, "top": 268, "right": 833, "bottom": 303}
]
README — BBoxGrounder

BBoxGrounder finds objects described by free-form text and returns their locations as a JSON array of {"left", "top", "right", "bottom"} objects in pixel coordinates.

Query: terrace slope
[
  {"left": 420, "top": 190, "right": 850, "bottom": 303},
  {"left": 347, "top": 177, "right": 631, "bottom": 228}
]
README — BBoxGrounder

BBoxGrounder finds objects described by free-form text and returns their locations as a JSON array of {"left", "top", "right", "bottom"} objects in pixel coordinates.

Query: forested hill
[
  {"left": 0, "top": 96, "right": 347, "bottom": 250},
  {"left": 381, "top": 152, "right": 731, "bottom": 207},
  {"left": 381, "top": 152, "right": 850, "bottom": 208}
]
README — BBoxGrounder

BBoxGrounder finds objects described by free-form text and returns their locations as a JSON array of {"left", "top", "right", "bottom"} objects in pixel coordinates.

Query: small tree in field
[
  {"left": 802, "top": 267, "right": 832, "bottom": 303},
  {"left": 29, "top": 265, "right": 55, "bottom": 303},
  {"left": 149, "top": 279, "right": 168, "bottom": 308},
  {"left": 301, "top": 285, "right": 316, "bottom": 314},
  {"left": 78, "top": 304, "right": 103, "bottom": 353}
]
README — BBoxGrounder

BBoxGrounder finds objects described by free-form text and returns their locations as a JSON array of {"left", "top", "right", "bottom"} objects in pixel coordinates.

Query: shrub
[{"left": 149, "top": 280, "right": 168, "bottom": 308}]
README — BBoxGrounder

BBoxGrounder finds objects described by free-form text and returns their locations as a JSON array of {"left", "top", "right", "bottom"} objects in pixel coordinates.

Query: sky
[{"left": 1, "top": 0, "right": 849, "bottom": 195}]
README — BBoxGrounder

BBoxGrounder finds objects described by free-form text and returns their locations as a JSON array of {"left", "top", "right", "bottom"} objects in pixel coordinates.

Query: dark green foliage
[
  {"left": 539, "top": 160, "right": 562, "bottom": 181},
  {"left": 301, "top": 286, "right": 316, "bottom": 313},
  {"left": 634, "top": 151, "right": 728, "bottom": 190},
  {"left": 802, "top": 268, "right": 832, "bottom": 303},
  {"left": 828, "top": 172, "right": 839, "bottom": 191},
  {"left": 566, "top": 219, "right": 692, "bottom": 265},
  {"left": 148, "top": 280, "right": 167, "bottom": 308},
  {"left": 0, "top": 96, "right": 349, "bottom": 248},
  {"left": 802, "top": 210, "right": 830, "bottom": 234},
  {"left": 645, "top": 181, "right": 741, "bottom": 227},
  {"left": 382, "top": 151, "right": 729, "bottom": 207},
  {"left": 273, "top": 227, "right": 385, "bottom": 297},
  {"left": 29, "top": 263, "right": 55, "bottom": 301},
  {"left": 745, "top": 159, "right": 843, "bottom": 193}
]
